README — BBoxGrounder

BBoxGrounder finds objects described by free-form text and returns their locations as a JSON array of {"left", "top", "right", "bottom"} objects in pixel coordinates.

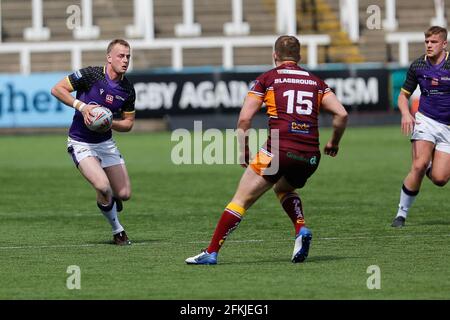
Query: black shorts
[{"left": 250, "top": 148, "right": 321, "bottom": 188}]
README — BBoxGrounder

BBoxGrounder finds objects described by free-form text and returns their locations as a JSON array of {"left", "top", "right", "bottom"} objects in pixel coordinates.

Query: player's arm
[
  {"left": 51, "top": 77, "right": 77, "bottom": 107},
  {"left": 399, "top": 64, "right": 418, "bottom": 135},
  {"left": 112, "top": 111, "right": 135, "bottom": 132},
  {"left": 50, "top": 76, "right": 97, "bottom": 125},
  {"left": 237, "top": 95, "right": 263, "bottom": 167},
  {"left": 398, "top": 90, "right": 415, "bottom": 136},
  {"left": 112, "top": 88, "right": 136, "bottom": 132},
  {"left": 320, "top": 92, "right": 348, "bottom": 157}
]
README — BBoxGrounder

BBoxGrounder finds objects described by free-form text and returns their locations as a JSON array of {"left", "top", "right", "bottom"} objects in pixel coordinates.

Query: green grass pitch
[{"left": 0, "top": 125, "right": 449, "bottom": 299}]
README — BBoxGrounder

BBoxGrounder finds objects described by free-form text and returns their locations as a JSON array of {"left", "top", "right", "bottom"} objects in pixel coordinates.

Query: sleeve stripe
[
  {"left": 66, "top": 76, "right": 74, "bottom": 91},
  {"left": 247, "top": 92, "right": 264, "bottom": 101},
  {"left": 401, "top": 88, "right": 411, "bottom": 95},
  {"left": 249, "top": 90, "right": 264, "bottom": 96}
]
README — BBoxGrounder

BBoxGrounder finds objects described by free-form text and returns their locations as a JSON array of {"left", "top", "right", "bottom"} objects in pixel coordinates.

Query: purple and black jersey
[
  {"left": 67, "top": 66, "right": 136, "bottom": 143},
  {"left": 402, "top": 53, "right": 450, "bottom": 125}
]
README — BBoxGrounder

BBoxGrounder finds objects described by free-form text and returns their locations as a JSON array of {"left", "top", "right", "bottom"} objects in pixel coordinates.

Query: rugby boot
[
  {"left": 185, "top": 249, "right": 218, "bottom": 265},
  {"left": 292, "top": 227, "right": 312, "bottom": 263},
  {"left": 113, "top": 230, "right": 131, "bottom": 245}
]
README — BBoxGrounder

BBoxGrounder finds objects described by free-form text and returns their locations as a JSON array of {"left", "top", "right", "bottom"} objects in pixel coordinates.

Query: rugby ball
[{"left": 87, "top": 106, "right": 113, "bottom": 133}]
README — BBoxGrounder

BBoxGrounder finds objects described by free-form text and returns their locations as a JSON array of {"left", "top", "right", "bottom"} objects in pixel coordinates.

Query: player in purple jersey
[
  {"left": 392, "top": 26, "right": 450, "bottom": 228},
  {"left": 51, "top": 39, "right": 136, "bottom": 244},
  {"left": 185, "top": 35, "right": 348, "bottom": 265}
]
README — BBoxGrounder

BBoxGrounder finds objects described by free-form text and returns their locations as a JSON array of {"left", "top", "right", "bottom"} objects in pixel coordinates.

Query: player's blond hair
[
  {"left": 107, "top": 39, "right": 130, "bottom": 54},
  {"left": 425, "top": 26, "right": 448, "bottom": 41},
  {"left": 274, "top": 35, "right": 301, "bottom": 62}
]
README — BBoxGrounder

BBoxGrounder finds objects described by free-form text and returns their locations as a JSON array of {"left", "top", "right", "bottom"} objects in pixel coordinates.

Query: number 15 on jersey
[{"left": 283, "top": 90, "right": 313, "bottom": 115}]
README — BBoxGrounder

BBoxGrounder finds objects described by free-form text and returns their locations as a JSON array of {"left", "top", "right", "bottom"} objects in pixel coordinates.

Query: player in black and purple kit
[
  {"left": 392, "top": 26, "right": 450, "bottom": 228},
  {"left": 51, "top": 39, "right": 136, "bottom": 245}
]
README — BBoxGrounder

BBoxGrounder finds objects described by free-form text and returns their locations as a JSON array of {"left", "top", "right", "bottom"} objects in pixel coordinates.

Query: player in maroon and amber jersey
[
  {"left": 186, "top": 35, "right": 348, "bottom": 265},
  {"left": 51, "top": 39, "right": 135, "bottom": 246},
  {"left": 247, "top": 61, "right": 330, "bottom": 153}
]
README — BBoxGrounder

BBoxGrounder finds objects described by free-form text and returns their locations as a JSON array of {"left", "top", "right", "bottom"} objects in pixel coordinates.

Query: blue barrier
[{"left": 0, "top": 73, "right": 74, "bottom": 128}]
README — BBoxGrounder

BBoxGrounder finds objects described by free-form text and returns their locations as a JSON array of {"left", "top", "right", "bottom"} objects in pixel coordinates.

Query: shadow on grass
[
  {"left": 87, "top": 239, "right": 164, "bottom": 246},
  {"left": 220, "top": 255, "right": 351, "bottom": 265},
  {"left": 306, "top": 255, "right": 352, "bottom": 263}
]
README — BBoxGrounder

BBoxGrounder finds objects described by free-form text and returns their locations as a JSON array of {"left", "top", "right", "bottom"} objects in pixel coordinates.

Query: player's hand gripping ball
[{"left": 87, "top": 106, "right": 113, "bottom": 133}]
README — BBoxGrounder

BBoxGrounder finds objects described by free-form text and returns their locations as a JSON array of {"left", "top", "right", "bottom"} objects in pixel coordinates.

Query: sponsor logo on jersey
[
  {"left": 115, "top": 95, "right": 125, "bottom": 101},
  {"left": 441, "top": 76, "right": 450, "bottom": 81},
  {"left": 106, "top": 94, "right": 114, "bottom": 104},
  {"left": 100, "top": 88, "right": 104, "bottom": 95},
  {"left": 290, "top": 121, "right": 311, "bottom": 134},
  {"left": 77, "top": 147, "right": 89, "bottom": 154},
  {"left": 277, "top": 69, "right": 309, "bottom": 76},
  {"left": 286, "top": 152, "right": 309, "bottom": 163},
  {"left": 286, "top": 152, "right": 317, "bottom": 166}
]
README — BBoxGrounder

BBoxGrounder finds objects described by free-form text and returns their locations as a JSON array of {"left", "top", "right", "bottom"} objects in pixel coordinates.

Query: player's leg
[
  {"left": 102, "top": 164, "right": 131, "bottom": 245},
  {"left": 185, "top": 167, "right": 274, "bottom": 265},
  {"left": 428, "top": 149, "right": 450, "bottom": 187},
  {"left": 427, "top": 125, "right": 450, "bottom": 186},
  {"left": 77, "top": 157, "right": 127, "bottom": 242},
  {"left": 273, "top": 151, "right": 320, "bottom": 263},
  {"left": 78, "top": 156, "right": 113, "bottom": 204},
  {"left": 95, "top": 140, "right": 131, "bottom": 245},
  {"left": 404, "top": 140, "right": 434, "bottom": 190},
  {"left": 392, "top": 140, "right": 435, "bottom": 227},
  {"left": 206, "top": 167, "right": 273, "bottom": 252},
  {"left": 104, "top": 163, "right": 131, "bottom": 212},
  {"left": 273, "top": 177, "right": 305, "bottom": 236},
  {"left": 273, "top": 177, "right": 312, "bottom": 263},
  {"left": 230, "top": 166, "right": 274, "bottom": 209}
]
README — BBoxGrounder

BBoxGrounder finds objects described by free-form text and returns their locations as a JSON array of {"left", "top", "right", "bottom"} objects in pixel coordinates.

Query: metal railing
[
  {"left": 0, "top": 35, "right": 330, "bottom": 74},
  {"left": 386, "top": 32, "right": 425, "bottom": 66}
]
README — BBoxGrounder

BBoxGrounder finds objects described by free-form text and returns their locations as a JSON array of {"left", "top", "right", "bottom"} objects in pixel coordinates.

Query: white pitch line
[
  {"left": 0, "top": 233, "right": 449, "bottom": 250},
  {"left": 0, "top": 242, "right": 155, "bottom": 250}
]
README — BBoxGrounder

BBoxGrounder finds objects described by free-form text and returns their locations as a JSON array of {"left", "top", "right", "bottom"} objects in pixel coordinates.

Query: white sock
[
  {"left": 396, "top": 185, "right": 419, "bottom": 219},
  {"left": 99, "top": 202, "right": 124, "bottom": 234}
]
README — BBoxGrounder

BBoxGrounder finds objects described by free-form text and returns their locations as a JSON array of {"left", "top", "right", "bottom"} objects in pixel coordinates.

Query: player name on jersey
[{"left": 274, "top": 78, "right": 318, "bottom": 85}]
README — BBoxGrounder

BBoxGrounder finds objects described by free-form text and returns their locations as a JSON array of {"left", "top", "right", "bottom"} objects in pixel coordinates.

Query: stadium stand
[
  {"left": 1, "top": 0, "right": 449, "bottom": 133},
  {"left": 0, "top": 0, "right": 350, "bottom": 73},
  {"left": 298, "top": 0, "right": 364, "bottom": 63},
  {"left": 0, "top": 0, "right": 448, "bottom": 72},
  {"left": 353, "top": 0, "right": 440, "bottom": 63},
  {"left": 0, "top": 0, "right": 274, "bottom": 72}
]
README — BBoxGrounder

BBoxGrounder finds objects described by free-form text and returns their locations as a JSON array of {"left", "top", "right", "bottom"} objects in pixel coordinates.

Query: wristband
[{"left": 73, "top": 99, "right": 86, "bottom": 112}]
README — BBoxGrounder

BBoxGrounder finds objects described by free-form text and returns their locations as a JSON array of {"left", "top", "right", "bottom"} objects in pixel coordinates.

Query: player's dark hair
[
  {"left": 274, "top": 35, "right": 301, "bottom": 62},
  {"left": 107, "top": 39, "right": 130, "bottom": 54},
  {"left": 425, "top": 26, "right": 448, "bottom": 41}
]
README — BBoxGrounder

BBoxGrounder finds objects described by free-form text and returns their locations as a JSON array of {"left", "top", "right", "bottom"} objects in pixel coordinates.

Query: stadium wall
[{"left": 0, "top": 64, "right": 408, "bottom": 130}]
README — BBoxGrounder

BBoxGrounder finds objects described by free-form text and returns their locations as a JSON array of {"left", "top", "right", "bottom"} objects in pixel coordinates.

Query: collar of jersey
[
  {"left": 424, "top": 51, "right": 449, "bottom": 63},
  {"left": 103, "top": 65, "right": 124, "bottom": 81}
]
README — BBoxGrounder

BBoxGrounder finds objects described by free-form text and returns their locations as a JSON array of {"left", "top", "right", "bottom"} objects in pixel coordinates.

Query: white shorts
[
  {"left": 67, "top": 137, "right": 125, "bottom": 168},
  {"left": 411, "top": 112, "right": 450, "bottom": 154}
]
